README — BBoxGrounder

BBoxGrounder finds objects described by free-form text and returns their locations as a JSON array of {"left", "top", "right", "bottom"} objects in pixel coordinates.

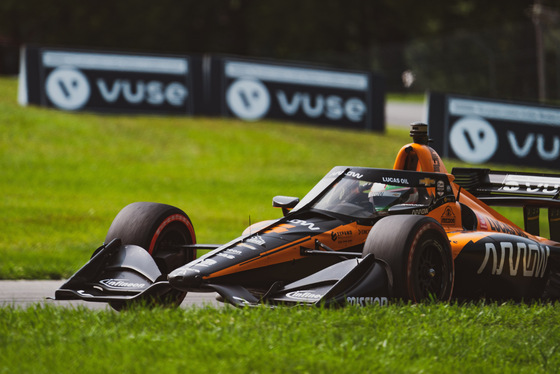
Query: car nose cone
[{"left": 168, "top": 266, "right": 203, "bottom": 290}]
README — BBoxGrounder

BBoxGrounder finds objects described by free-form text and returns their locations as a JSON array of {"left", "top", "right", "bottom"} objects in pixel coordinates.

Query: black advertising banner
[
  {"left": 428, "top": 92, "right": 560, "bottom": 170},
  {"left": 18, "top": 46, "right": 198, "bottom": 115},
  {"left": 18, "top": 47, "right": 386, "bottom": 131},
  {"left": 213, "top": 58, "right": 385, "bottom": 131}
]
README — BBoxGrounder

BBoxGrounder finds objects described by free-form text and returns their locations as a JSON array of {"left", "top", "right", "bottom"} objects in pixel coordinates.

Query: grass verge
[{"left": 2, "top": 302, "right": 560, "bottom": 374}]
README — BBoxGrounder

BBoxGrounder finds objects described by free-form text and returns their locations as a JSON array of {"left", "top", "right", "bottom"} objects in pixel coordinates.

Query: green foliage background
[{"left": 0, "top": 0, "right": 556, "bottom": 99}]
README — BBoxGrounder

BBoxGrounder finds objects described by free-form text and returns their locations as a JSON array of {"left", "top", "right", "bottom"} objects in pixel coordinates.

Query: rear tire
[
  {"left": 363, "top": 215, "right": 454, "bottom": 302},
  {"left": 543, "top": 263, "right": 560, "bottom": 299},
  {"left": 104, "top": 202, "right": 196, "bottom": 310}
]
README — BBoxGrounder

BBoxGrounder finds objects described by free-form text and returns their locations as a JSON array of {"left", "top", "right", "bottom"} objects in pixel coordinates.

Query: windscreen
[
  {"left": 312, "top": 178, "right": 377, "bottom": 218},
  {"left": 292, "top": 167, "right": 436, "bottom": 218}
]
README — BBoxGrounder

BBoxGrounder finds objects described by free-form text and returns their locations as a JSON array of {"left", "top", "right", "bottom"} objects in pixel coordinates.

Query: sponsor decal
[
  {"left": 286, "top": 290, "right": 323, "bottom": 301},
  {"left": 246, "top": 234, "right": 266, "bottom": 246},
  {"left": 226, "top": 248, "right": 243, "bottom": 255},
  {"left": 346, "top": 296, "right": 388, "bottom": 306},
  {"left": 217, "top": 253, "right": 235, "bottom": 260},
  {"left": 345, "top": 171, "right": 364, "bottom": 179},
  {"left": 500, "top": 175, "right": 559, "bottom": 195},
  {"left": 76, "top": 286, "right": 94, "bottom": 297},
  {"left": 429, "top": 148, "right": 442, "bottom": 172},
  {"left": 477, "top": 241, "right": 550, "bottom": 278},
  {"left": 329, "top": 170, "right": 364, "bottom": 179},
  {"left": 436, "top": 180, "right": 445, "bottom": 197},
  {"left": 232, "top": 296, "right": 253, "bottom": 306},
  {"left": 441, "top": 196, "right": 455, "bottom": 204},
  {"left": 238, "top": 243, "right": 258, "bottom": 250},
  {"left": 99, "top": 279, "right": 146, "bottom": 289},
  {"left": 419, "top": 177, "right": 435, "bottom": 187},
  {"left": 487, "top": 217, "right": 527, "bottom": 238},
  {"left": 171, "top": 267, "right": 200, "bottom": 276},
  {"left": 77, "top": 290, "right": 94, "bottom": 297},
  {"left": 441, "top": 206, "right": 456, "bottom": 225},
  {"left": 475, "top": 212, "right": 488, "bottom": 230},
  {"left": 331, "top": 229, "right": 353, "bottom": 243},
  {"left": 196, "top": 258, "right": 217, "bottom": 267},
  {"left": 358, "top": 229, "right": 370, "bottom": 235},
  {"left": 288, "top": 219, "right": 320, "bottom": 231},
  {"left": 382, "top": 177, "right": 409, "bottom": 184},
  {"left": 411, "top": 208, "right": 429, "bottom": 215},
  {"left": 169, "top": 267, "right": 188, "bottom": 276}
]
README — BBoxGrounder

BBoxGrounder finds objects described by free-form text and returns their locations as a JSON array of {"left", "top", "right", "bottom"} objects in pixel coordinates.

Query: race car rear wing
[{"left": 452, "top": 168, "right": 560, "bottom": 241}]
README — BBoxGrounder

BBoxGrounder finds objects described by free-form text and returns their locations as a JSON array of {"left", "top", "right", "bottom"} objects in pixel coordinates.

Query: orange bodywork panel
[
  {"left": 394, "top": 141, "right": 558, "bottom": 253},
  {"left": 393, "top": 143, "right": 448, "bottom": 174},
  {"left": 203, "top": 222, "right": 372, "bottom": 280}
]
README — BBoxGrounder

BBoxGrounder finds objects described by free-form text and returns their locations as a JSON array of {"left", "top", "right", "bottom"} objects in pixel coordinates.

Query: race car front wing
[{"left": 54, "top": 239, "right": 391, "bottom": 307}]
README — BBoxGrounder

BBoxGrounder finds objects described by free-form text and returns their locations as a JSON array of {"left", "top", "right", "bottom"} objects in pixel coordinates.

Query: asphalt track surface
[
  {"left": 385, "top": 101, "right": 426, "bottom": 128},
  {"left": 1, "top": 102, "right": 424, "bottom": 310},
  {"left": 0, "top": 280, "right": 221, "bottom": 310}
]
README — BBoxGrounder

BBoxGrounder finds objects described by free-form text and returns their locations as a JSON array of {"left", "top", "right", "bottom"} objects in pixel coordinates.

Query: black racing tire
[
  {"left": 363, "top": 215, "right": 454, "bottom": 302},
  {"left": 104, "top": 202, "right": 196, "bottom": 310},
  {"left": 543, "top": 264, "right": 560, "bottom": 300}
]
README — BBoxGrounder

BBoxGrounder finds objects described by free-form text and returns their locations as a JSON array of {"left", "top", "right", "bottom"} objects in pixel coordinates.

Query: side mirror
[{"left": 272, "top": 196, "right": 300, "bottom": 216}]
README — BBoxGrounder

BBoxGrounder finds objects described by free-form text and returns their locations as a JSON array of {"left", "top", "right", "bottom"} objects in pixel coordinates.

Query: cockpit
[{"left": 292, "top": 167, "right": 441, "bottom": 219}]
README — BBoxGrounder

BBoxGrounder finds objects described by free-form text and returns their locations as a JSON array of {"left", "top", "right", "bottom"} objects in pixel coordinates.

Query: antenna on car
[{"left": 409, "top": 122, "right": 430, "bottom": 145}]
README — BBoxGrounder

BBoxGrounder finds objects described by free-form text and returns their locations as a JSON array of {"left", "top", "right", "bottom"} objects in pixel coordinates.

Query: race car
[{"left": 55, "top": 123, "right": 560, "bottom": 309}]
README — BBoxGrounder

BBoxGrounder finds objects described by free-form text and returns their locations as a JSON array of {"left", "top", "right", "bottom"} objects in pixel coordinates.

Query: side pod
[{"left": 55, "top": 239, "right": 173, "bottom": 303}]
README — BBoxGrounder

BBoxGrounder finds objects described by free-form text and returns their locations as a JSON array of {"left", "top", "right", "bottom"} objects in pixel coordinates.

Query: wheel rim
[
  {"left": 414, "top": 240, "right": 448, "bottom": 300},
  {"left": 153, "top": 224, "right": 190, "bottom": 254},
  {"left": 152, "top": 221, "right": 194, "bottom": 274},
  {"left": 151, "top": 222, "right": 191, "bottom": 308}
]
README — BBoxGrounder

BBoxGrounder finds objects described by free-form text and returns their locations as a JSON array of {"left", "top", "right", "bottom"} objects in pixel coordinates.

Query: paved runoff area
[{"left": 0, "top": 280, "right": 221, "bottom": 309}]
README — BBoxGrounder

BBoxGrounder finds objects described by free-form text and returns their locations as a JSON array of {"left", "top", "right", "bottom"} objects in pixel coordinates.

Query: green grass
[
  {"left": 2, "top": 302, "right": 560, "bottom": 374},
  {"left": 386, "top": 92, "right": 426, "bottom": 103},
  {"left": 0, "top": 76, "right": 553, "bottom": 278}
]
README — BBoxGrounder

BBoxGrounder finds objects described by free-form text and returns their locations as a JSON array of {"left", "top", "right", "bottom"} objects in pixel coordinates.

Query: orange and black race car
[{"left": 55, "top": 123, "right": 560, "bottom": 309}]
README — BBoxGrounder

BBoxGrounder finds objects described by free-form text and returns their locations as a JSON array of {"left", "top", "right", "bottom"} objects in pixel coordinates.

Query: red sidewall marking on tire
[{"left": 149, "top": 214, "right": 196, "bottom": 254}]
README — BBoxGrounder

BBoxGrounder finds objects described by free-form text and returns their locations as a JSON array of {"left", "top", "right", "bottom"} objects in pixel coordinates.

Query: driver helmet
[{"left": 368, "top": 184, "right": 419, "bottom": 212}]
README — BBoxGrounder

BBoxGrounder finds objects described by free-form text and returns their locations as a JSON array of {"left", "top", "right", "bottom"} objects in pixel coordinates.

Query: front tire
[
  {"left": 104, "top": 202, "right": 196, "bottom": 310},
  {"left": 363, "top": 215, "right": 454, "bottom": 302}
]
